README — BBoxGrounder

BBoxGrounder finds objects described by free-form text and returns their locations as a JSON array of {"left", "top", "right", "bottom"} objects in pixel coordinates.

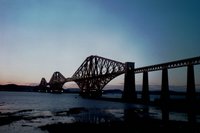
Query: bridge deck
[{"left": 135, "top": 56, "right": 200, "bottom": 73}]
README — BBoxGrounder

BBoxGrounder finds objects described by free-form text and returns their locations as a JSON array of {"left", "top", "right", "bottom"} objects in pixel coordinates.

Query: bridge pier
[
  {"left": 186, "top": 64, "right": 196, "bottom": 123},
  {"left": 160, "top": 68, "right": 169, "bottom": 121},
  {"left": 187, "top": 64, "right": 196, "bottom": 102},
  {"left": 160, "top": 68, "right": 169, "bottom": 103},
  {"left": 142, "top": 71, "right": 149, "bottom": 103},
  {"left": 122, "top": 62, "right": 136, "bottom": 102}
]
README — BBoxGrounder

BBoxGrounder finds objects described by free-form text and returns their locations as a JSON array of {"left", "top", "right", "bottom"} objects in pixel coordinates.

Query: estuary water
[{"left": 0, "top": 91, "right": 199, "bottom": 133}]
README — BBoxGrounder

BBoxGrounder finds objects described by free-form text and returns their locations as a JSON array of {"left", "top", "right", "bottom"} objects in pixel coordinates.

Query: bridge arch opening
[
  {"left": 148, "top": 71, "right": 162, "bottom": 102},
  {"left": 63, "top": 81, "right": 80, "bottom": 93},
  {"left": 194, "top": 65, "right": 200, "bottom": 93},
  {"left": 168, "top": 67, "right": 187, "bottom": 100},
  {"left": 135, "top": 73, "right": 142, "bottom": 99},
  {"left": 101, "top": 74, "right": 124, "bottom": 98},
  {"left": 168, "top": 68, "right": 187, "bottom": 89}
]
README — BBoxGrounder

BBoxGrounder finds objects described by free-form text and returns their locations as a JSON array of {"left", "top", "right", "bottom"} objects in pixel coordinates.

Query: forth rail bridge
[{"left": 38, "top": 55, "right": 200, "bottom": 104}]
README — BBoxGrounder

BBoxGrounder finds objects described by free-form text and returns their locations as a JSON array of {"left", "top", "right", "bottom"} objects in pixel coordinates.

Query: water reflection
[
  {"left": 161, "top": 105, "right": 197, "bottom": 123},
  {"left": 73, "top": 109, "right": 119, "bottom": 124},
  {"left": 70, "top": 106, "right": 198, "bottom": 124},
  {"left": 71, "top": 107, "right": 151, "bottom": 125},
  {"left": 187, "top": 105, "right": 196, "bottom": 124}
]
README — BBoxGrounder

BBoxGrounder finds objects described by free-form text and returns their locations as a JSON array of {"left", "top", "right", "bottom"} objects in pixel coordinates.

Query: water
[
  {"left": 0, "top": 92, "right": 136, "bottom": 112},
  {"left": 0, "top": 91, "right": 199, "bottom": 133}
]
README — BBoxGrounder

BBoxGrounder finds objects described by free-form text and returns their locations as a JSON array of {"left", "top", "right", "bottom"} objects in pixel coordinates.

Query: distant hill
[
  {"left": 0, "top": 85, "right": 80, "bottom": 93},
  {"left": 63, "top": 88, "right": 123, "bottom": 94},
  {"left": 0, "top": 84, "right": 37, "bottom": 92},
  {"left": 0, "top": 84, "right": 199, "bottom": 97},
  {"left": 102, "top": 89, "right": 123, "bottom": 94},
  {"left": 63, "top": 88, "right": 80, "bottom": 93}
]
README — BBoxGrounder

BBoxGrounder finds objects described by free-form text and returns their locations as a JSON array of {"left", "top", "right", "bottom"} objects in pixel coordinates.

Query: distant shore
[
  {"left": 1, "top": 84, "right": 200, "bottom": 95},
  {"left": 1, "top": 84, "right": 200, "bottom": 110}
]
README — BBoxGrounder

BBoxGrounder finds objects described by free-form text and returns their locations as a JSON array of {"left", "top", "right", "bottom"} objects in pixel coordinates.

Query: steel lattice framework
[
  {"left": 48, "top": 71, "right": 66, "bottom": 91},
  {"left": 71, "top": 55, "right": 125, "bottom": 97},
  {"left": 39, "top": 56, "right": 125, "bottom": 96},
  {"left": 39, "top": 78, "right": 47, "bottom": 86},
  {"left": 39, "top": 78, "right": 47, "bottom": 89},
  {"left": 49, "top": 71, "right": 66, "bottom": 84}
]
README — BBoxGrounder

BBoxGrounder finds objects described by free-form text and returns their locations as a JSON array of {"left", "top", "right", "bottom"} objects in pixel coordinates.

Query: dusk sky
[{"left": 0, "top": 0, "right": 200, "bottom": 88}]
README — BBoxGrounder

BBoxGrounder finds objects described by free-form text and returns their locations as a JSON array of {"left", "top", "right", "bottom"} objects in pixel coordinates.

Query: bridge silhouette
[{"left": 39, "top": 55, "right": 200, "bottom": 103}]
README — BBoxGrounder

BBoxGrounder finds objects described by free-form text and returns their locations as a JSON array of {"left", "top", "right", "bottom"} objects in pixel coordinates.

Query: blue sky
[{"left": 0, "top": 0, "right": 200, "bottom": 87}]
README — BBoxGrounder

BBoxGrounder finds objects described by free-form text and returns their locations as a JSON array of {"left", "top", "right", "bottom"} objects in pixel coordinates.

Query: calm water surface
[
  {"left": 0, "top": 91, "right": 143, "bottom": 112},
  {"left": 0, "top": 91, "right": 199, "bottom": 133}
]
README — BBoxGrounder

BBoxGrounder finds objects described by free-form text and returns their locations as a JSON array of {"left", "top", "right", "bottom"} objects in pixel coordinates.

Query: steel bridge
[
  {"left": 39, "top": 55, "right": 125, "bottom": 97},
  {"left": 39, "top": 55, "right": 200, "bottom": 102}
]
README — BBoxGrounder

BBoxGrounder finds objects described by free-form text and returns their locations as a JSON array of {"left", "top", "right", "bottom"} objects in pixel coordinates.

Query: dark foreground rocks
[
  {"left": 1, "top": 107, "right": 200, "bottom": 133},
  {"left": 39, "top": 119, "right": 200, "bottom": 133}
]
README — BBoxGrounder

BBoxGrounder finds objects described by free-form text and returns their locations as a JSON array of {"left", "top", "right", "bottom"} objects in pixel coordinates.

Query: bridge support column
[
  {"left": 160, "top": 68, "right": 169, "bottom": 121},
  {"left": 142, "top": 71, "right": 149, "bottom": 104},
  {"left": 186, "top": 64, "right": 196, "bottom": 123},
  {"left": 187, "top": 64, "right": 196, "bottom": 102},
  {"left": 161, "top": 68, "right": 169, "bottom": 102},
  {"left": 122, "top": 62, "right": 136, "bottom": 102}
]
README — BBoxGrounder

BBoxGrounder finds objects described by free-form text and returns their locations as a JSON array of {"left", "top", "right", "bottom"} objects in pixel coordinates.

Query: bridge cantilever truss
[
  {"left": 71, "top": 55, "right": 125, "bottom": 97},
  {"left": 38, "top": 78, "right": 48, "bottom": 90},
  {"left": 48, "top": 71, "right": 66, "bottom": 91},
  {"left": 49, "top": 71, "right": 66, "bottom": 84},
  {"left": 39, "top": 72, "right": 67, "bottom": 92}
]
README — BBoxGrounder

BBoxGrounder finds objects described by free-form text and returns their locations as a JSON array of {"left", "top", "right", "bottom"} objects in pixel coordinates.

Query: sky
[{"left": 0, "top": 0, "right": 200, "bottom": 88}]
